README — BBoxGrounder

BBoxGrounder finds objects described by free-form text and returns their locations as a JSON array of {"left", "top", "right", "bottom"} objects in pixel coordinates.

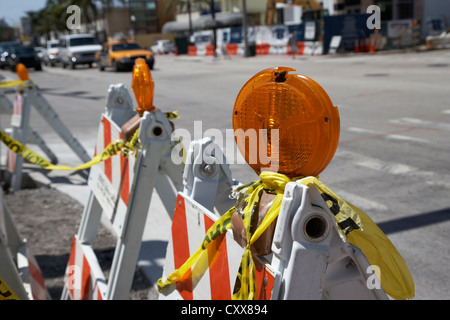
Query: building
[{"left": 129, "top": 0, "right": 176, "bottom": 35}]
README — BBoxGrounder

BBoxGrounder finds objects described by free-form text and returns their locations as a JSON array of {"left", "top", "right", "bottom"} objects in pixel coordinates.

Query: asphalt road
[{"left": 0, "top": 49, "right": 449, "bottom": 300}]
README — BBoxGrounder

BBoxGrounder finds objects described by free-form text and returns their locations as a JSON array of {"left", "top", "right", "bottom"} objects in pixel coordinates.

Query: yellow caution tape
[
  {"left": 158, "top": 171, "right": 414, "bottom": 300},
  {"left": 0, "top": 80, "right": 32, "bottom": 89},
  {"left": 164, "top": 110, "right": 180, "bottom": 120},
  {"left": 0, "top": 128, "right": 138, "bottom": 171},
  {"left": 0, "top": 276, "right": 20, "bottom": 300},
  {"left": 0, "top": 111, "right": 180, "bottom": 172}
]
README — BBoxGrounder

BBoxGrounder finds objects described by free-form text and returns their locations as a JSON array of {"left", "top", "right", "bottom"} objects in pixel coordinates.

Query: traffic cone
[{"left": 354, "top": 38, "right": 360, "bottom": 53}]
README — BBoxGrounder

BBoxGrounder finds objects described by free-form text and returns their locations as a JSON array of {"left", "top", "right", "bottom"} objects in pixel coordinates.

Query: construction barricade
[
  {"left": 158, "top": 67, "right": 414, "bottom": 300},
  {"left": 158, "top": 138, "right": 395, "bottom": 300},
  {"left": 60, "top": 59, "right": 183, "bottom": 300}
]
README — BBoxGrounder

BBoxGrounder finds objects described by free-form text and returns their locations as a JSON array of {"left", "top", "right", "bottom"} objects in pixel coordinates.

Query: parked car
[
  {"left": 8, "top": 45, "right": 42, "bottom": 71},
  {"left": 42, "top": 40, "right": 60, "bottom": 67},
  {"left": 96, "top": 40, "right": 154, "bottom": 71},
  {"left": 59, "top": 34, "right": 102, "bottom": 69},
  {"left": 151, "top": 40, "right": 175, "bottom": 54},
  {"left": 0, "top": 41, "right": 20, "bottom": 69}
]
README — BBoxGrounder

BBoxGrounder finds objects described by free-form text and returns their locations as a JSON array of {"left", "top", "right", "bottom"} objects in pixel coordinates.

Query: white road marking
[
  {"left": 390, "top": 118, "right": 450, "bottom": 131},
  {"left": 347, "top": 127, "right": 429, "bottom": 144},
  {"left": 335, "top": 150, "right": 448, "bottom": 183},
  {"left": 334, "top": 189, "right": 388, "bottom": 212}
]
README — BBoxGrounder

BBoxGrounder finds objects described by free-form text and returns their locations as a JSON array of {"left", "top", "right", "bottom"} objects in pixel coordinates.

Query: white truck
[{"left": 59, "top": 34, "right": 102, "bottom": 69}]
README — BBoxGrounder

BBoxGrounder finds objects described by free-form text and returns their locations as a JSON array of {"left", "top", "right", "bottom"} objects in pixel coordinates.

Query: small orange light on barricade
[
  {"left": 232, "top": 67, "right": 340, "bottom": 177},
  {"left": 131, "top": 58, "right": 154, "bottom": 116},
  {"left": 16, "top": 63, "right": 30, "bottom": 81}
]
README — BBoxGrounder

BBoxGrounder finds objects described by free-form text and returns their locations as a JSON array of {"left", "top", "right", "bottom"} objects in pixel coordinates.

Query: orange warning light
[
  {"left": 16, "top": 63, "right": 29, "bottom": 81},
  {"left": 131, "top": 58, "right": 154, "bottom": 116},
  {"left": 232, "top": 67, "right": 340, "bottom": 178}
]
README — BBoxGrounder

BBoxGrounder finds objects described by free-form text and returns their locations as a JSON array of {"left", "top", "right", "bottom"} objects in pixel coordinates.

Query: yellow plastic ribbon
[
  {"left": 0, "top": 80, "right": 29, "bottom": 89},
  {"left": 0, "top": 128, "right": 139, "bottom": 171}
]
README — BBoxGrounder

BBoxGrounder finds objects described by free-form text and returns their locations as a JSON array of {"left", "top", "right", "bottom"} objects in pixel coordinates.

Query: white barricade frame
[{"left": 159, "top": 137, "right": 389, "bottom": 300}]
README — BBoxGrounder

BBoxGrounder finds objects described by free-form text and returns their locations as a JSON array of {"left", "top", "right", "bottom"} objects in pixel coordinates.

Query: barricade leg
[
  {"left": 0, "top": 241, "right": 29, "bottom": 299},
  {"left": 26, "top": 86, "right": 91, "bottom": 163}
]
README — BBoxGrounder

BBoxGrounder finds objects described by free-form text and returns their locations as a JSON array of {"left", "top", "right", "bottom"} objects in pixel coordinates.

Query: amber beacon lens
[
  {"left": 131, "top": 58, "right": 155, "bottom": 115},
  {"left": 232, "top": 67, "right": 340, "bottom": 177}
]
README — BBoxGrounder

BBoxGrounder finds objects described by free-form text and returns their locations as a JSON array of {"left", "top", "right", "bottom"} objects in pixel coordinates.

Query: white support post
[{"left": 106, "top": 109, "right": 179, "bottom": 300}]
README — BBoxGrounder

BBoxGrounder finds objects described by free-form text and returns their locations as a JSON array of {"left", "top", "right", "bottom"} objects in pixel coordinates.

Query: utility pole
[
  {"left": 242, "top": 0, "right": 250, "bottom": 57},
  {"left": 211, "top": 0, "right": 217, "bottom": 57},
  {"left": 187, "top": 0, "right": 193, "bottom": 44}
]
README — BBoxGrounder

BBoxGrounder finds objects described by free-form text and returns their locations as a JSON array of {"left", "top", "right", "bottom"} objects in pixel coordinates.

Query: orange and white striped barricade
[
  {"left": 64, "top": 235, "right": 107, "bottom": 300},
  {"left": 16, "top": 241, "right": 48, "bottom": 300},
  {"left": 61, "top": 84, "right": 183, "bottom": 300},
  {"left": 159, "top": 137, "right": 282, "bottom": 300},
  {"left": 0, "top": 188, "right": 49, "bottom": 300},
  {"left": 160, "top": 138, "right": 389, "bottom": 300},
  {"left": 160, "top": 192, "right": 281, "bottom": 300}
]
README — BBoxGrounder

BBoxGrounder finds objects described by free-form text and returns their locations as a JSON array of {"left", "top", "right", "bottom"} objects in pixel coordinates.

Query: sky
[{"left": 0, "top": 0, "right": 48, "bottom": 26}]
